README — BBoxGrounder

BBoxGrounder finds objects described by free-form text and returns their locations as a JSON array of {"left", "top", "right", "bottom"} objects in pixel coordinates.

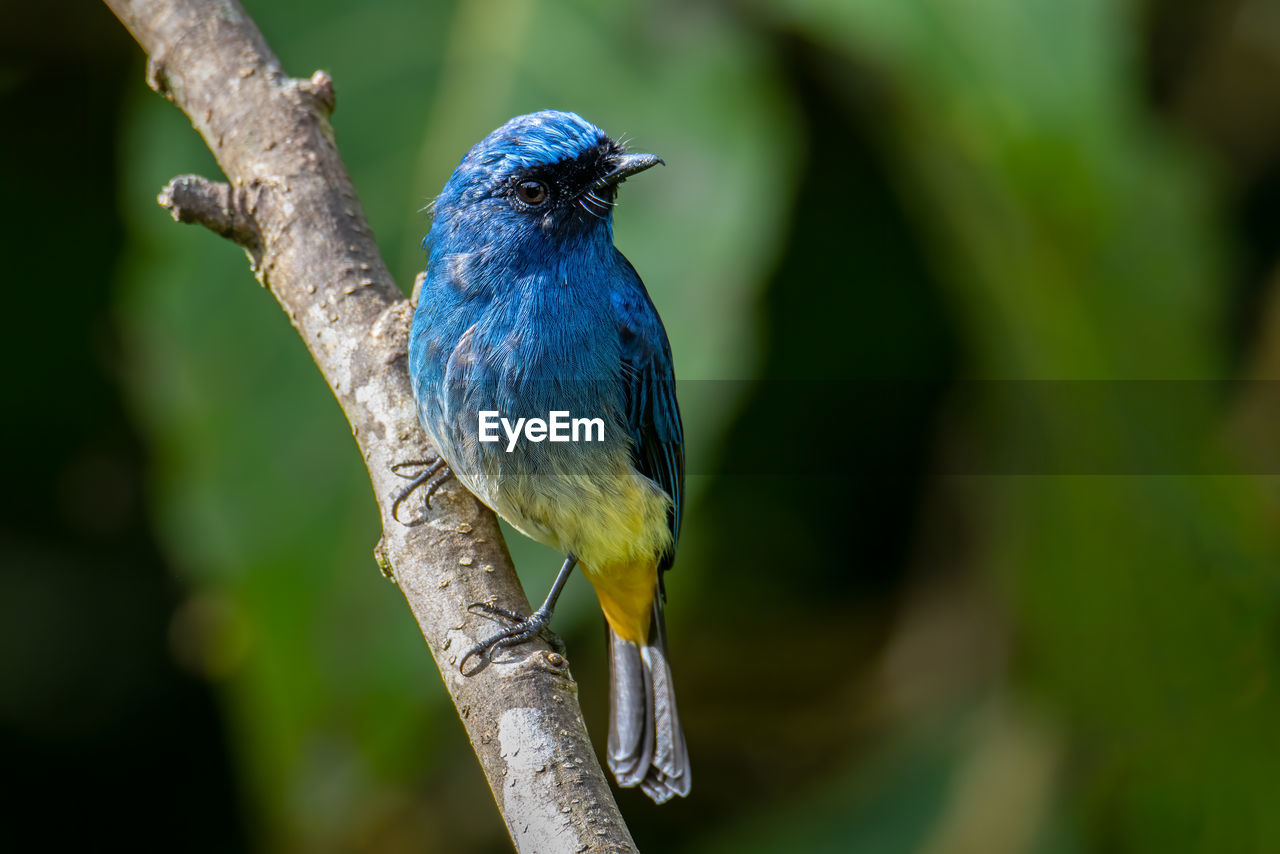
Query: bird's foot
[
  {"left": 460, "top": 603, "right": 554, "bottom": 675},
  {"left": 391, "top": 456, "right": 453, "bottom": 526}
]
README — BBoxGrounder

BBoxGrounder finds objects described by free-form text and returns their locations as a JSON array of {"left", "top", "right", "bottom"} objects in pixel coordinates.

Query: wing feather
[{"left": 612, "top": 257, "right": 684, "bottom": 572}]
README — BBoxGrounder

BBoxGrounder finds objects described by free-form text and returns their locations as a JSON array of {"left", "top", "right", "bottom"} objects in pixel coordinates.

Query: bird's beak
[{"left": 595, "top": 152, "right": 664, "bottom": 189}]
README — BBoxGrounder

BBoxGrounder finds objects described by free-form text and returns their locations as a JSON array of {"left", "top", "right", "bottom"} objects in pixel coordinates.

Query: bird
[{"left": 405, "top": 110, "right": 689, "bottom": 802}]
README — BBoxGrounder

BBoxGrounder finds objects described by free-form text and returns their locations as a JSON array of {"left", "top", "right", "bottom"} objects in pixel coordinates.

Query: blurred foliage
[{"left": 7, "top": 0, "right": 1280, "bottom": 851}]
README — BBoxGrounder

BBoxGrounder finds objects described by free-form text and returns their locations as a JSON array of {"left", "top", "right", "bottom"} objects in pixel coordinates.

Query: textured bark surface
[{"left": 104, "top": 1, "right": 637, "bottom": 850}]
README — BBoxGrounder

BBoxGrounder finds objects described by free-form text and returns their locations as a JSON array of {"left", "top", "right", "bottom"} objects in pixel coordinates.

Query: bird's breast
[{"left": 413, "top": 262, "right": 632, "bottom": 499}]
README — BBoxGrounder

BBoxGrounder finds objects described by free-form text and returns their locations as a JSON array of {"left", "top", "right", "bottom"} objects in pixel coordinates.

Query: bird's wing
[{"left": 612, "top": 258, "right": 684, "bottom": 572}]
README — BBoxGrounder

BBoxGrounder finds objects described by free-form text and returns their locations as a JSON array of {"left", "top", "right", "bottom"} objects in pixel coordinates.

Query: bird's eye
[{"left": 516, "top": 180, "right": 549, "bottom": 206}]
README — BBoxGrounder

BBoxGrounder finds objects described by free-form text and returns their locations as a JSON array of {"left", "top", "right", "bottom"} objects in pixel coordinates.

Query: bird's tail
[{"left": 607, "top": 599, "right": 691, "bottom": 802}]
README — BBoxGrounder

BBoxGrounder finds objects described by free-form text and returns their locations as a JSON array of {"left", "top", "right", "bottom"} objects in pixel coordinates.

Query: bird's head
[{"left": 428, "top": 110, "right": 662, "bottom": 255}]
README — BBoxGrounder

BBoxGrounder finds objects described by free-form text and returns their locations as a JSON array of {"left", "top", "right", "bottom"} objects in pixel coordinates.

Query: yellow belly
[{"left": 481, "top": 470, "right": 672, "bottom": 645}]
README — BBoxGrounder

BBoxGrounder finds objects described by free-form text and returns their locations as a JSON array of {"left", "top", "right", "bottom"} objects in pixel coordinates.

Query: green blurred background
[{"left": 6, "top": 0, "right": 1280, "bottom": 851}]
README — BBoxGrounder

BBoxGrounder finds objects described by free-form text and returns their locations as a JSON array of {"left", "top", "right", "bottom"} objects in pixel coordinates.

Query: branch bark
[{"left": 103, "top": 1, "right": 637, "bottom": 851}]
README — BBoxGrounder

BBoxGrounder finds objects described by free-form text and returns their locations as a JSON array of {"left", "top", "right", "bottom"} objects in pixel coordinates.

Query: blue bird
[{"left": 407, "top": 110, "right": 689, "bottom": 802}]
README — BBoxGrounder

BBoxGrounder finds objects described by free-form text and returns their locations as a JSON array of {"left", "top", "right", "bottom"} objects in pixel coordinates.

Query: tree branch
[{"left": 103, "top": 1, "right": 637, "bottom": 850}]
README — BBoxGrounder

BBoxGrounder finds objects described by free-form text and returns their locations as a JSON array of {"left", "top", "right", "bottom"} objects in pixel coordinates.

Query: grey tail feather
[{"left": 606, "top": 599, "right": 690, "bottom": 803}]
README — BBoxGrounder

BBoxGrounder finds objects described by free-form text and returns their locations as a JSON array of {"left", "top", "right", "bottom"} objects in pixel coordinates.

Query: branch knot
[
  {"left": 145, "top": 55, "right": 173, "bottom": 101},
  {"left": 296, "top": 69, "right": 337, "bottom": 115}
]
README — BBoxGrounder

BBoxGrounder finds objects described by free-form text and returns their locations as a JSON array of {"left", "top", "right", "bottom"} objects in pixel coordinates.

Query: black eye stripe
[{"left": 509, "top": 140, "right": 618, "bottom": 207}]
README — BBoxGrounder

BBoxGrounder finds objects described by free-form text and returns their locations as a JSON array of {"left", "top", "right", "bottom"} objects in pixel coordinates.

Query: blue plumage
[{"left": 408, "top": 110, "right": 689, "bottom": 801}]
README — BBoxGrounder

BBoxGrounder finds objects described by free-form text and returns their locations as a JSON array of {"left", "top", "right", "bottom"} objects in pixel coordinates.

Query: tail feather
[
  {"left": 607, "top": 602, "right": 690, "bottom": 803},
  {"left": 607, "top": 635, "right": 654, "bottom": 785}
]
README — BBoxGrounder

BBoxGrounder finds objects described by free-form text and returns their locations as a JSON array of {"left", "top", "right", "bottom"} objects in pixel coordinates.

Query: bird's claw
[
  {"left": 459, "top": 605, "right": 552, "bottom": 676},
  {"left": 391, "top": 456, "right": 453, "bottom": 526}
]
